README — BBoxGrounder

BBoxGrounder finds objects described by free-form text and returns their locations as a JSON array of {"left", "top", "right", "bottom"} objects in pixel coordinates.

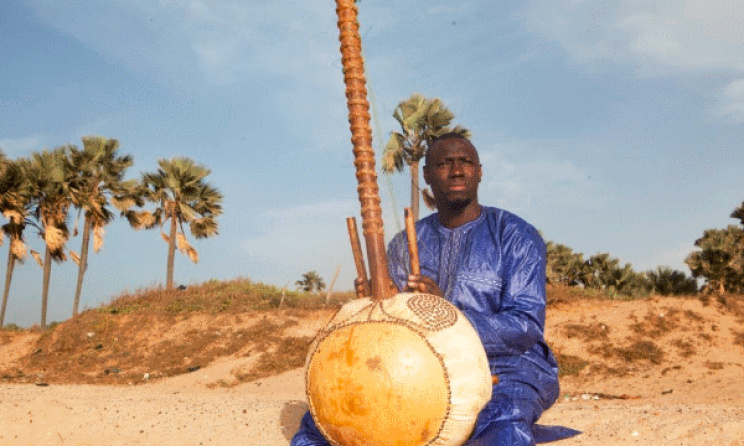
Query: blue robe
[{"left": 291, "top": 207, "right": 561, "bottom": 446}]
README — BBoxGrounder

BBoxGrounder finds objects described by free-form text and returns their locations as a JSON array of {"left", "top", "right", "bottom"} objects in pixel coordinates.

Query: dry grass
[
  {"left": 734, "top": 330, "right": 744, "bottom": 348},
  {"left": 561, "top": 322, "right": 610, "bottom": 342},
  {"left": 590, "top": 340, "right": 665, "bottom": 365},
  {"left": 629, "top": 309, "right": 681, "bottom": 338},
  {"left": 553, "top": 351, "right": 589, "bottom": 377},
  {"left": 0, "top": 278, "right": 350, "bottom": 385},
  {"left": 671, "top": 338, "right": 697, "bottom": 358}
]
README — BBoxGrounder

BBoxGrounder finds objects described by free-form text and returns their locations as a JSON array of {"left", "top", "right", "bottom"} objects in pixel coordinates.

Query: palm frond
[
  {"left": 72, "top": 208, "right": 81, "bottom": 237},
  {"left": 70, "top": 249, "right": 80, "bottom": 266},
  {"left": 124, "top": 210, "right": 158, "bottom": 230},
  {"left": 30, "top": 250, "right": 43, "bottom": 268},
  {"left": 10, "top": 238, "right": 26, "bottom": 261},
  {"left": 176, "top": 232, "right": 190, "bottom": 254},
  {"left": 51, "top": 248, "right": 67, "bottom": 263},
  {"left": 190, "top": 217, "right": 219, "bottom": 239},
  {"left": 93, "top": 225, "right": 105, "bottom": 253},
  {"left": 381, "top": 133, "right": 407, "bottom": 173},
  {"left": 44, "top": 225, "right": 67, "bottom": 251},
  {"left": 2, "top": 210, "right": 24, "bottom": 224},
  {"left": 186, "top": 246, "right": 199, "bottom": 263}
]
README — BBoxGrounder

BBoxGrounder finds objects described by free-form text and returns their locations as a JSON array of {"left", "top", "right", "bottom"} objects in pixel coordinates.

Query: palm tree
[
  {"left": 581, "top": 253, "right": 620, "bottom": 291},
  {"left": 296, "top": 271, "right": 326, "bottom": 293},
  {"left": 0, "top": 153, "right": 33, "bottom": 327},
  {"left": 646, "top": 267, "right": 698, "bottom": 296},
  {"left": 545, "top": 241, "right": 584, "bottom": 286},
  {"left": 67, "top": 136, "right": 140, "bottom": 316},
  {"left": 686, "top": 225, "right": 744, "bottom": 294},
  {"left": 126, "top": 157, "right": 222, "bottom": 290},
  {"left": 26, "top": 147, "right": 74, "bottom": 328},
  {"left": 381, "top": 93, "right": 470, "bottom": 220}
]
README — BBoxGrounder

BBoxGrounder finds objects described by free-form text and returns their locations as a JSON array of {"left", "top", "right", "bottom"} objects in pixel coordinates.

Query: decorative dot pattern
[{"left": 407, "top": 294, "right": 458, "bottom": 331}]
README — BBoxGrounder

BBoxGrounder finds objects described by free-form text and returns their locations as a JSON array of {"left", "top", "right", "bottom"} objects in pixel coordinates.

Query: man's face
[{"left": 423, "top": 138, "right": 482, "bottom": 208}]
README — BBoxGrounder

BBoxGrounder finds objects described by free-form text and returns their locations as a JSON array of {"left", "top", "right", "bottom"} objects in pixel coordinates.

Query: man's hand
[
  {"left": 405, "top": 274, "right": 443, "bottom": 296},
  {"left": 353, "top": 277, "right": 369, "bottom": 298},
  {"left": 353, "top": 277, "right": 399, "bottom": 298}
]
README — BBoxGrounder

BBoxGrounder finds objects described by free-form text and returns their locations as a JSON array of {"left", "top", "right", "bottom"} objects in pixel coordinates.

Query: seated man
[{"left": 291, "top": 133, "right": 559, "bottom": 446}]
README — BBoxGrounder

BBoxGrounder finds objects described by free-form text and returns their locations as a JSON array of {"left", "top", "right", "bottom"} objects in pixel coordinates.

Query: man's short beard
[{"left": 440, "top": 198, "right": 472, "bottom": 212}]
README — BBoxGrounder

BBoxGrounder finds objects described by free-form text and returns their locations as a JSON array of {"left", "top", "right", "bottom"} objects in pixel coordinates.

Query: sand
[{"left": 2, "top": 295, "right": 744, "bottom": 445}]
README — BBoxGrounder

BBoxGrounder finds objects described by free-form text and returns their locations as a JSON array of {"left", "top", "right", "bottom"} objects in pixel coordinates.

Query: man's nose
[{"left": 450, "top": 161, "right": 465, "bottom": 176}]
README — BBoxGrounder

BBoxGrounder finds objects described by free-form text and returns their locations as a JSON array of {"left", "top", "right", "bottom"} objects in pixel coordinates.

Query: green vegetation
[
  {"left": 104, "top": 278, "right": 355, "bottom": 315},
  {"left": 25, "top": 147, "right": 76, "bottom": 328},
  {"left": 0, "top": 137, "right": 222, "bottom": 327},
  {"left": 0, "top": 150, "right": 32, "bottom": 327},
  {"left": 686, "top": 202, "right": 744, "bottom": 294},
  {"left": 295, "top": 271, "right": 326, "bottom": 293},
  {"left": 544, "top": 200, "right": 744, "bottom": 299},
  {"left": 545, "top": 241, "right": 697, "bottom": 299},
  {"left": 381, "top": 93, "right": 470, "bottom": 220},
  {"left": 125, "top": 157, "right": 223, "bottom": 290},
  {"left": 67, "top": 136, "right": 140, "bottom": 316}
]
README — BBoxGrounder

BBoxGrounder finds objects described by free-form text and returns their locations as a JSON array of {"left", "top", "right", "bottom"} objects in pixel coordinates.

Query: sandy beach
[{"left": 2, "top": 293, "right": 744, "bottom": 445}]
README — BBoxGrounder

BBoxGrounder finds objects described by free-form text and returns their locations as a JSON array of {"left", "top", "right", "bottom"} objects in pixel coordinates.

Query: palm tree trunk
[
  {"left": 72, "top": 216, "right": 92, "bottom": 316},
  {"left": 410, "top": 160, "right": 420, "bottom": 221},
  {"left": 40, "top": 246, "right": 52, "bottom": 329},
  {"left": 1, "top": 248, "right": 16, "bottom": 327},
  {"left": 166, "top": 211, "right": 178, "bottom": 290}
]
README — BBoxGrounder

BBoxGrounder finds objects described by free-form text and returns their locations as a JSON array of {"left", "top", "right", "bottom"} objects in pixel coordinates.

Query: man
[
  {"left": 292, "top": 133, "right": 559, "bottom": 446},
  {"left": 386, "top": 133, "right": 560, "bottom": 445}
]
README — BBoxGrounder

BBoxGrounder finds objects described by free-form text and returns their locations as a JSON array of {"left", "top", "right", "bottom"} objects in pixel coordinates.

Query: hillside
[{"left": 1, "top": 279, "right": 349, "bottom": 386}]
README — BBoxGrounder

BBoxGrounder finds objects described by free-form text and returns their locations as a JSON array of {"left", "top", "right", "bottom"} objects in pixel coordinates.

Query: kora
[{"left": 305, "top": 292, "right": 492, "bottom": 446}]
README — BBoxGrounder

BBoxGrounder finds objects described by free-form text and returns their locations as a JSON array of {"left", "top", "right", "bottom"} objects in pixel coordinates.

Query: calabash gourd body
[{"left": 305, "top": 293, "right": 492, "bottom": 446}]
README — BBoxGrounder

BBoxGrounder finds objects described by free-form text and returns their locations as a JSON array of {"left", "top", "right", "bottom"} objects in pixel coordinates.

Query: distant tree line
[
  {"left": 545, "top": 203, "right": 744, "bottom": 299},
  {"left": 544, "top": 242, "right": 698, "bottom": 298},
  {"left": 0, "top": 137, "right": 222, "bottom": 328}
]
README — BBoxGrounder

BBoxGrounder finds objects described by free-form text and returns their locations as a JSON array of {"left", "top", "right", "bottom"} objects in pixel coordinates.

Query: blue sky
[{"left": 1, "top": 0, "right": 743, "bottom": 327}]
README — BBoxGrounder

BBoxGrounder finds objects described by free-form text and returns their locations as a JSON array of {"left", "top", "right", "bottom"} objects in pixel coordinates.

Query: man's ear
[{"left": 477, "top": 164, "right": 483, "bottom": 183}]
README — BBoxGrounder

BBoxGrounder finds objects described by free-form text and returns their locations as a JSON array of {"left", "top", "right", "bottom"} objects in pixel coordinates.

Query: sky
[{"left": 1, "top": 0, "right": 744, "bottom": 327}]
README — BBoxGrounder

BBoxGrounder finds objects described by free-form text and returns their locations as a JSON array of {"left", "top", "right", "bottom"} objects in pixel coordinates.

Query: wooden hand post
[
  {"left": 336, "top": 0, "right": 393, "bottom": 300},
  {"left": 346, "top": 216, "right": 371, "bottom": 297},
  {"left": 404, "top": 208, "right": 421, "bottom": 276}
]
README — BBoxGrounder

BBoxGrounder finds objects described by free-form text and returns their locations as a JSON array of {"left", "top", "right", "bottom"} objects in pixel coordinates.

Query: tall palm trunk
[
  {"left": 166, "top": 207, "right": 178, "bottom": 290},
  {"left": 72, "top": 216, "right": 92, "bottom": 316},
  {"left": 410, "top": 160, "right": 420, "bottom": 221},
  {"left": 0, "top": 248, "right": 16, "bottom": 327},
  {"left": 40, "top": 246, "right": 52, "bottom": 329}
]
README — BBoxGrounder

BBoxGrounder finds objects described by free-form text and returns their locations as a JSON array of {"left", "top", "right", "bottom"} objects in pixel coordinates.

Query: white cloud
[
  {"left": 240, "top": 197, "right": 411, "bottom": 289},
  {"left": 478, "top": 147, "right": 605, "bottom": 213},
  {"left": 713, "top": 79, "right": 744, "bottom": 123},
  {"left": 26, "top": 0, "right": 339, "bottom": 88},
  {"left": 242, "top": 200, "right": 358, "bottom": 271},
  {"left": 523, "top": 0, "right": 744, "bottom": 74}
]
